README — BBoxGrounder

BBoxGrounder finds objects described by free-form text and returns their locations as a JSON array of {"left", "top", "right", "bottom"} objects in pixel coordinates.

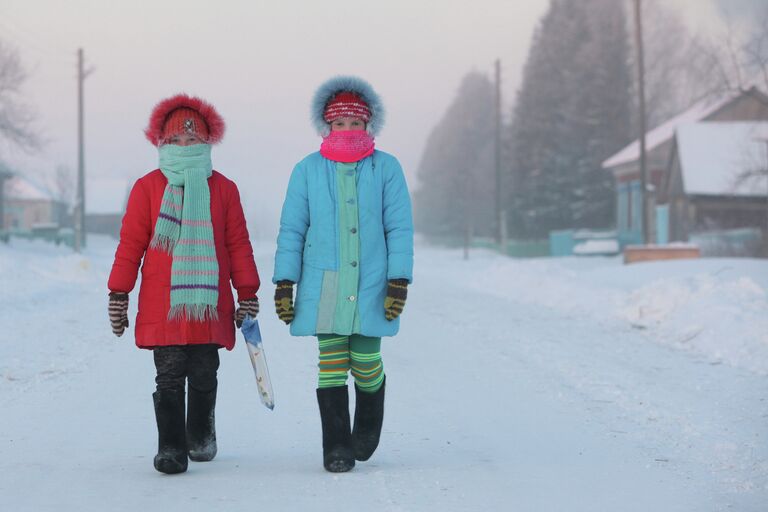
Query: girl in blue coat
[{"left": 273, "top": 76, "right": 414, "bottom": 472}]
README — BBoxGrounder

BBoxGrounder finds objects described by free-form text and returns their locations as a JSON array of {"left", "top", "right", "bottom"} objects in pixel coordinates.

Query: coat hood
[
  {"left": 311, "top": 76, "right": 385, "bottom": 137},
  {"left": 145, "top": 93, "right": 225, "bottom": 146}
]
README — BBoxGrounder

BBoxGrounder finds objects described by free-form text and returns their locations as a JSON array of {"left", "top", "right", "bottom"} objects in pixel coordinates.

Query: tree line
[{"left": 415, "top": 0, "right": 768, "bottom": 241}]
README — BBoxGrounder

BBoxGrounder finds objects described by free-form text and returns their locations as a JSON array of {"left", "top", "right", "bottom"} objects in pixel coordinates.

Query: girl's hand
[
  {"left": 235, "top": 297, "right": 260, "bottom": 327},
  {"left": 108, "top": 292, "right": 129, "bottom": 337},
  {"left": 274, "top": 280, "right": 295, "bottom": 324},
  {"left": 384, "top": 279, "right": 408, "bottom": 321}
]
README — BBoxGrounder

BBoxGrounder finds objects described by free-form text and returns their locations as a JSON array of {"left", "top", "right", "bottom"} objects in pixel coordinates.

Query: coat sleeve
[
  {"left": 107, "top": 178, "right": 152, "bottom": 293},
  {"left": 225, "top": 180, "right": 260, "bottom": 301},
  {"left": 382, "top": 157, "right": 414, "bottom": 283},
  {"left": 273, "top": 162, "right": 309, "bottom": 284}
]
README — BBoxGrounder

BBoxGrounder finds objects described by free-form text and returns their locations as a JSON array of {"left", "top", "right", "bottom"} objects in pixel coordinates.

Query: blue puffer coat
[{"left": 273, "top": 149, "right": 414, "bottom": 337}]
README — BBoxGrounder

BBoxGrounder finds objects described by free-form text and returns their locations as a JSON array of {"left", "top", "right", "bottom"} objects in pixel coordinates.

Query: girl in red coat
[{"left": 107, "top": 94, "right": 260, "bottom": 474}]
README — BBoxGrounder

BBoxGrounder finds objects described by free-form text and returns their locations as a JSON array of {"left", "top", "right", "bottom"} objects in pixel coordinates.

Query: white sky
[{"left": 0, "top": 0, "right": 743, "bottom": 238}]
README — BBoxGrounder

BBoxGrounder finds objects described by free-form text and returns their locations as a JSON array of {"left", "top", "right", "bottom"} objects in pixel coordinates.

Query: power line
[
  {"left": 634, "top": 0, "right": 651, "bottom": 246},
  {"left": 495, "top": 58, "right": 505, "bottom": 248}
]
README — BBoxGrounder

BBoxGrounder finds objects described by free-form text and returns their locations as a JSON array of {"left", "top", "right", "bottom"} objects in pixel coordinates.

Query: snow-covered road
[{"left": 1, "top": 237, "right": 766, "bottom": 511}]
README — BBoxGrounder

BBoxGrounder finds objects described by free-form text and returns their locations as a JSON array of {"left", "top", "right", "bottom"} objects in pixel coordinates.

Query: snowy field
[{"left": 1, "top": 235, "right": 766, "bottom": 512}]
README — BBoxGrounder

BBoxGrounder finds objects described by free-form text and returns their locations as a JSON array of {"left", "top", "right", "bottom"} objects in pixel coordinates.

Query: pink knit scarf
[{"left": 320, "top": 130, "right": 375, "bottom": 163}]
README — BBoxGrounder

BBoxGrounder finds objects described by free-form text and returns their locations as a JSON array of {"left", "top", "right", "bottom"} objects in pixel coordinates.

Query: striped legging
[{"left": 317, "top": 334, "right": 384, "bottom": 393}]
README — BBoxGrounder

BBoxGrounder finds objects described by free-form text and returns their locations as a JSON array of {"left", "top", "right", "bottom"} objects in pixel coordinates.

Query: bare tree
[
  {"left": 54, "top": 164, "right": 74, "bottom": 207},
  {"left": 693, "top": 6, "right": 768, "bottom": 97},
  {"left": 734, "top": 136, "right": 768, "bottom": 256},
  {"left": 743, "top": 12, "right": 768, "bottom": 92},
  {"left": 707, "top": 10, "right": 768, "bottom": 192},
  {"left": 631, "top": 0, "right": 723, "bottom": 128},
  {"left": 734, "top": 162, "right": 767, "bottom": 189},
  {"left": 0, "top": 39, "right": 40, "bottom": 152}
]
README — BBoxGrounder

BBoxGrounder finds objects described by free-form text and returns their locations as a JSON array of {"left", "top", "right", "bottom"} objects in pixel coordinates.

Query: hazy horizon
[{"left": 0, "top": 0, "right": 760, "bottom": 239}]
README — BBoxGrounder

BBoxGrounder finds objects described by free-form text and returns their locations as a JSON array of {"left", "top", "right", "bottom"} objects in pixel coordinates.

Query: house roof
[
  {"left": 602, "top": 88, "right": 751, "bottom": 169},
  {"left": 4, "top": 174, "right": 131, "bottom": 212},
  {"left": 4, "top": 176, "right": 53, "bottom": 201},
  {"left": 676, "top": 122, "right": 768, "bottom": 197}
]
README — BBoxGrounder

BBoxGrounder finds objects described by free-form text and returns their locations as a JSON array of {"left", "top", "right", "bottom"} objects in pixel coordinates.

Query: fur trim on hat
[
  {"left": 311, "top": 76, "right": 385, "bottom": 137},
  {"left": 145, "top": 93, "right": 225, "bottom": 146}
]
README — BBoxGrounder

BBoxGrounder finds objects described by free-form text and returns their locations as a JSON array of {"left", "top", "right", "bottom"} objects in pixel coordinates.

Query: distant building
[
  {"left": 2, "top": 175, "right": 67, "bottom": 231},
  {"left": 1, "top": 173, "right": 130, "bottom": 242},
  {"left": 662, "top": 122, "right": 768, "bottom": 244},
  {"left": 603, "top": 87, "right": 768, "bottom": 253},
  {"left": 84, "top": 178, "right": 130, "bottom": 238}
]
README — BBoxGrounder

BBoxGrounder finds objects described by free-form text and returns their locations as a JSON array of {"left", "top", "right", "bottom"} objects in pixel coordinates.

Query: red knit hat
[
  {"left": 160, "top": 107, "right": 209, "bottom": 142},
  {"left": 323, "top": 91, "right": 371, "bottom": 124},
  {"left": 145, "top": 94, "right": 225, "bottom": 146}
]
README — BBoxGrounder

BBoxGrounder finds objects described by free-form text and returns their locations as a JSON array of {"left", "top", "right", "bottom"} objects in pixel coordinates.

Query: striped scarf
[{"left": 150, "top": 144, "right": 218, "bottom": 322}]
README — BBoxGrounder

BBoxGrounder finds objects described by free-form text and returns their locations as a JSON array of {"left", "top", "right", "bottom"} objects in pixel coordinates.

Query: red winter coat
[{"left": 108, "top": 169, "right": 260, "bottom": 350}]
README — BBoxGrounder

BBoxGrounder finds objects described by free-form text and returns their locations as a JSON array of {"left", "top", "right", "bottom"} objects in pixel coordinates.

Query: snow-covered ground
[{"left": 1, "top": 236, "right": 766, "bottom": 511}]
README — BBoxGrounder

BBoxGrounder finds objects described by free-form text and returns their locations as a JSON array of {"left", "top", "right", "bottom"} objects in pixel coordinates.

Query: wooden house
[
  {"left": 2, "top": 175, "right": 67, "bottom": 231},
  {"left": 603, "top": 87, "right": 768, "bottom": 251},
  {"left": 662, "top": 122, "right": 767, "bottom": 252}
]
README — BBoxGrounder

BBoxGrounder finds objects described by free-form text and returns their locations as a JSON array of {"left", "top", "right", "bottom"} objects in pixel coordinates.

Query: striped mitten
[
  {"left": 235, "top": 297, "right": 260, "bottom": 327},
  {"left": 108, "top": 291, "right": 129, "bottom": 337},
  {"left": 384, "top": 279, "right": 408, "bottom": 321},
  {"left": 274, "top": 280, "right": 295, "bottom": 324}
]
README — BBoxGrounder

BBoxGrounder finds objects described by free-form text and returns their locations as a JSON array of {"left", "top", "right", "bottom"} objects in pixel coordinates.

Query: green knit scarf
[{"left": 150, "top": 144, "right": 218, "bottom": 322}]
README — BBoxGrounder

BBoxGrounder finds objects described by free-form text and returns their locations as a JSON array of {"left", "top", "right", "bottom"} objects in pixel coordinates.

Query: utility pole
[
  {"left": 633, "top": 0, "right": 650, "bottom": 245},
  {"left": 74, "top": 48, "right": 93, "bottom": 253},
  {"left": 494, "top": 58, "right": 507, "bottom": 253}
]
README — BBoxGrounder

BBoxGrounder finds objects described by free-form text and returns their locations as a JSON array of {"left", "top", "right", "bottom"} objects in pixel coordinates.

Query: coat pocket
[
  {"left": 303, "top": 225, "right": 336, "bottom": 269},
  {"left": 303, "top": 228, "right": 317, "bottom": 265}
]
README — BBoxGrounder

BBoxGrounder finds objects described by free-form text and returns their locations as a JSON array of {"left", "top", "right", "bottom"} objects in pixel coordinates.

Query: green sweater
[{"left": 331, "top": 161, "right": 362, "bottom": 334}]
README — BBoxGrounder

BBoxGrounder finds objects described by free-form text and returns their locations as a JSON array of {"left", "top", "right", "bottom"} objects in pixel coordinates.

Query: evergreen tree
[
  {"left": 414, "top": 72, "right": 496, "bottom": 239},
  {"left": 506, "top": 0, "right": 632, "bottom": 238}
]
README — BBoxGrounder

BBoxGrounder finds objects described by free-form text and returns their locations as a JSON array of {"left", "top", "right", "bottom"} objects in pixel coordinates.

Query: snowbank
[
  {"left": 0, "top": 236, "right": 114, "bottom": 392},
  {"left": 619, "top": 270, "right": 768, "bottom": 374},
  {"left": 463, "top": 249, "right": 768, "bottom": 375}
]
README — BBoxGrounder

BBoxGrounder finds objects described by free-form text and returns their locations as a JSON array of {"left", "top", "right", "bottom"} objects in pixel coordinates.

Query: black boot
[
  {"left": 186, "top": 385, "right": 217, "bottom": 462},
  {"left": 352, "top": 375, "right": 386, "bottom": 461},
  {"left": 152, "top": 389, "right": 188, "bottom": 474},
  {"left": 316, "top": 386, "right": 355, "bottom": 473}
]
